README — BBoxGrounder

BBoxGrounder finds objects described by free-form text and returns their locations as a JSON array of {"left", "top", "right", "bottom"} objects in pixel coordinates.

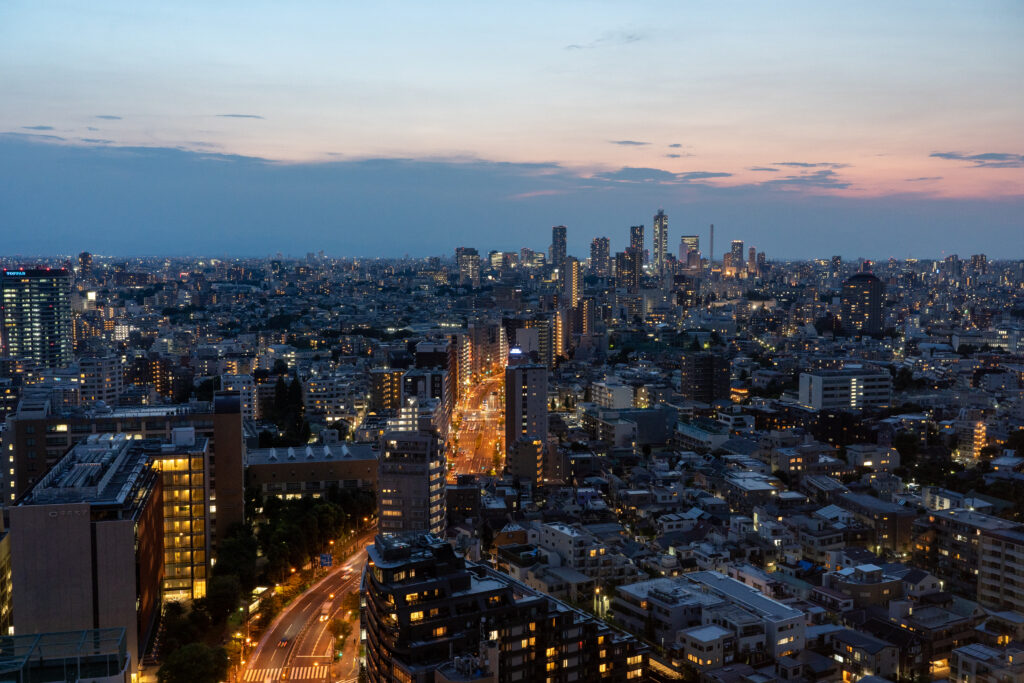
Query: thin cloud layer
[
  {"left": 217, "top": 114, "right": 265, "bottom": 120},
  {"left": 609, "top": 140, "right": 649, "bottom": 146},
  {"left": 565, "top": 30, "right": 643, "bottom": 50},
  {"left": 931, "top": 151, "right": 1024, "bottom": 168}
]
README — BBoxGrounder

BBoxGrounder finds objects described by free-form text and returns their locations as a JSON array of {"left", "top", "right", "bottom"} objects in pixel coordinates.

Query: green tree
[
  {"left": 203, "top": 574, "right": 243, "bottom": 624},
  {"left": 158, "top": 643, "right": 228, "bottom": 683}
]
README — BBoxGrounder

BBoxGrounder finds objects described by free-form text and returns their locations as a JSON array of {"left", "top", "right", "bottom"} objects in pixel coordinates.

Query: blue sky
[{"left": 1, "top": 1, "right": 1022, "bottom": 257}]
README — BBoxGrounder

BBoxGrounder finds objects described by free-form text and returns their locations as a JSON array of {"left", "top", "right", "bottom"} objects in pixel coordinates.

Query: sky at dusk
[{"left": 1, "top": 1, "right": 1022, "bottom": 258}]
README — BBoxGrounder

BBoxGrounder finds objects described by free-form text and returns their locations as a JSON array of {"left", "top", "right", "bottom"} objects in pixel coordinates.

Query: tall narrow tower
[
  {"left": 653, "top": 209, "right": 668, "bottom": 274},
  {"left": 550, "top": 225, "right": 567, "bottom": 274},
  {"left": 709, "top": 224, "right": 715, "bottom": 267},
  {"left": 629, "top": 225, "right": 644, "bottom": 263}
]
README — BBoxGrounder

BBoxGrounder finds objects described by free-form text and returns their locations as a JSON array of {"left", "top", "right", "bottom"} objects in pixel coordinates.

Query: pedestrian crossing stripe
[
  {"left": 291, "top": 666, "right": 327, "bottom": 679},
  {"left": 243, "top": 666, "right": 327, "bottom": 681}
]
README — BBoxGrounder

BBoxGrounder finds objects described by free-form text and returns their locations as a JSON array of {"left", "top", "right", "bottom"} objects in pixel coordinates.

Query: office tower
[
  {"left": 730, "top": 240, "right": 744, "bottom": 275},
  {"left": 361, "top": 533, "right": 648, "bottom": 683},
  {"left": 679, "top": 235, "right": 699, "bottom": 262},
  {"left": 455, "top": 247, "right": 481, "bottom": 288},
  {"left": 10, "top": 434, "right": 163, "bottom": 674},
  {"left": 653, "top": 209, "right": 668, "bottom": 274},
  {"left": 370, "top": 368, "right": 405, "bottom": 412},
  {"left": 709, "top": 224, "right": 715, "bottom": 265},
  {"left": 377, "top": 431, "right": 446, "bottom": 537},
  {"left": 798, "top": 367, "right": 892, "bottom": 411},
  {"left": 211, "top": 392, "right": 245, "bottom": 546},
  {"left": 680, "top": 352, "right": 731, "bottom": 403},
  {"left": 757, "top": 251, "right": 766, "bottom": 273},
  {"left": 0, "top": 391, "right": 244, "bottom": 543},
  {"left": 970, "top": 253, "right": 988, "bottom": 275},
  {"left": 841, "top": 272, "right": 884, "bottom": 335},
  {"left": 140, "top": 427, "right": 213, "bottom": 601},
  {"left": 629, "top": 225, "right": 645, "bottom": 263},
  {"left": 748, "top": 246, "right": 757, "bottom": 273},
  {"left": 562, "top": 256, "right": 580, "bottom": 308},
  {"left": 590, "top": 236, "right": 611, "bottom": 277},
  {"left": 77, "top": 251, "right": 93, "bottom": 278},
  {"left": 1, "top": 268, "right": 73, "bottom": 368},
  {"left": 831, "top": 255, "right": 842, "bottom": 274},
  {"left": 550, "top": 225, "right": 567, "bottom": 273},
  {"left": 504, "top": 355, "right": 548, "bottom": 476},
  {"left": 615, "top": 250, "right": 641, "bottom": 292}
]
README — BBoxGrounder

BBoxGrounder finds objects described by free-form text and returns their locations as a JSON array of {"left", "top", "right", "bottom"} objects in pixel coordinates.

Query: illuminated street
[
  {"left": 241, "top": 529, "right": 375, "bottom": 683},
  {"left": 449, "top": 374, "right": 504, "bottom": 479}
]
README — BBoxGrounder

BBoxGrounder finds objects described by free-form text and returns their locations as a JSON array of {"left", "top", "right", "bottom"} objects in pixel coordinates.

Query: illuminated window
[{"left": 410, "top": 611, "right": 423, "bottom": 622}]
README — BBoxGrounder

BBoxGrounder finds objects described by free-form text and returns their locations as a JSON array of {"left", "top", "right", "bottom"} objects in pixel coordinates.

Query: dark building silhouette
[
  {"left": 841, "top": 272, "right": 884, "bottom": 335},
  {"left": 680, "top": 352, "right": 731, "bottom": 404},
  {"left": 590, "top": 237, "right": 611, "bottom": 277}
]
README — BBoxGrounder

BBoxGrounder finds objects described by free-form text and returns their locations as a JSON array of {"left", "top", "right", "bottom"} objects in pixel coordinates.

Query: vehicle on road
[
  {"left": 278, "top": 622, "right": 300, "bottom": 647},
  {"left": 320, "top": 598, "right": 335, "bottom": 621}
]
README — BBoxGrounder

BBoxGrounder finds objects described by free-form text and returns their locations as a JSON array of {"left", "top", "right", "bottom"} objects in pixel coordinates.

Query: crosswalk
[{"left": 243, "top": 666, "right": 328, "bottom": 681}]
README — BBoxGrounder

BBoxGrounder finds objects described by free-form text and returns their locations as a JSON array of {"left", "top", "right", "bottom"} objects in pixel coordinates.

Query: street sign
[{"left": 320, "top": 553, "right": 333, "bottom": 567}]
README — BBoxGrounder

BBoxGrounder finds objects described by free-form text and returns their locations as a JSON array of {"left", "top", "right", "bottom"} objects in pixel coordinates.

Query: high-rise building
[
  {"left": 455, "top": 247, "right": 481, "bottom": 288},
  {"left": 629, "top": 225, "right": 644, "bottom": 263},
  {"left": 831, "top": 255, "right": 842, "bottom": 275},
  {"left": 370, "top": 368, "right": 405, "bottom": 412},
  {"left": 730, "top": 240, "right": 744, "bottom": 275},
  {"left": 748, "top": 246, "right": 757, "bottom": 273},
  {"left": 361, "top": 533, "right": 648, "bottom": 683},
  {"left": 653, "top": 209, "right": 668, "bottom": 273},
  {"left": 680, "top": 352, "right": 731, "bottom": 404},
  {"left": 841, "top": 272, "right": 884, "bottom": 335},
  {"left": 10, "top": 434, "right": 163, "bottom": 675},
  {"left": 550, "top": 225, "right": 567, "bottom": 273},
  {"left": 562, "top": 256, "right": 580, "bottom": 308},
  {"left": 1, "top": 268, "right": 73, "bottom": 368},
  {"left": 615, "top": 250, "right": 641, "bottom": 292},
  {"left": 709, "top": 224, "right": 715, "bottom": 266},
  {"left": 679, "top": 235, "right": 699, "bottom": 262},
  {"left": 77, "top": 252, "right": 93, "bottom": 279},
  {"left": 0, "top": 393, "right": 245, "bottom": 547},
  {"left": 378, "top": 431, "right": 446, "bottom": 537},
  {"left": 144, "top": 427, "right": 214, "bottom": 602},
  {"left": 504, "top": 354, "right": 548, "bottom": 476},
  {"left": 590, "top": 237, "right": 611, "bottom": 277}
]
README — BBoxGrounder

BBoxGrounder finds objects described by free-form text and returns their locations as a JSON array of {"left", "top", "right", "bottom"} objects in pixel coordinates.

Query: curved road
[{"left": 241, "top": 530, "right": 375, "bottom": 683}]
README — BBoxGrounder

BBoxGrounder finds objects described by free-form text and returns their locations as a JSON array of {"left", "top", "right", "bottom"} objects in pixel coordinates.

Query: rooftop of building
[
  {"left": 687, "top": 571, "right": 805, "bottom": 622},
  {"left": 0, "top": 628, "right": 127, "bottom": 681},
  {"left": 246, "top": 442, "right": 377, "bottom": 465},
  {"left": 929, "top": 507, "right": 1021, "bottom": 531},
  {"left": 684, "top": 624, "right": 734, "bottom": 642},
  {"left": 18, "top": 433, "right": 158, "bottom": 507}
]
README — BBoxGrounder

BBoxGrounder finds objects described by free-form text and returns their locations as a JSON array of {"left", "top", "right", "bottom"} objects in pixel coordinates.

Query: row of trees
[{"left": 158, "top": 486, "right": 375, "bottom": 683}]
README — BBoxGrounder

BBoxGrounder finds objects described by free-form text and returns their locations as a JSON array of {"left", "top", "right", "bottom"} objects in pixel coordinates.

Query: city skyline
[{"left": 2, "top": 2, "right": 1023, "bottom": 257}]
